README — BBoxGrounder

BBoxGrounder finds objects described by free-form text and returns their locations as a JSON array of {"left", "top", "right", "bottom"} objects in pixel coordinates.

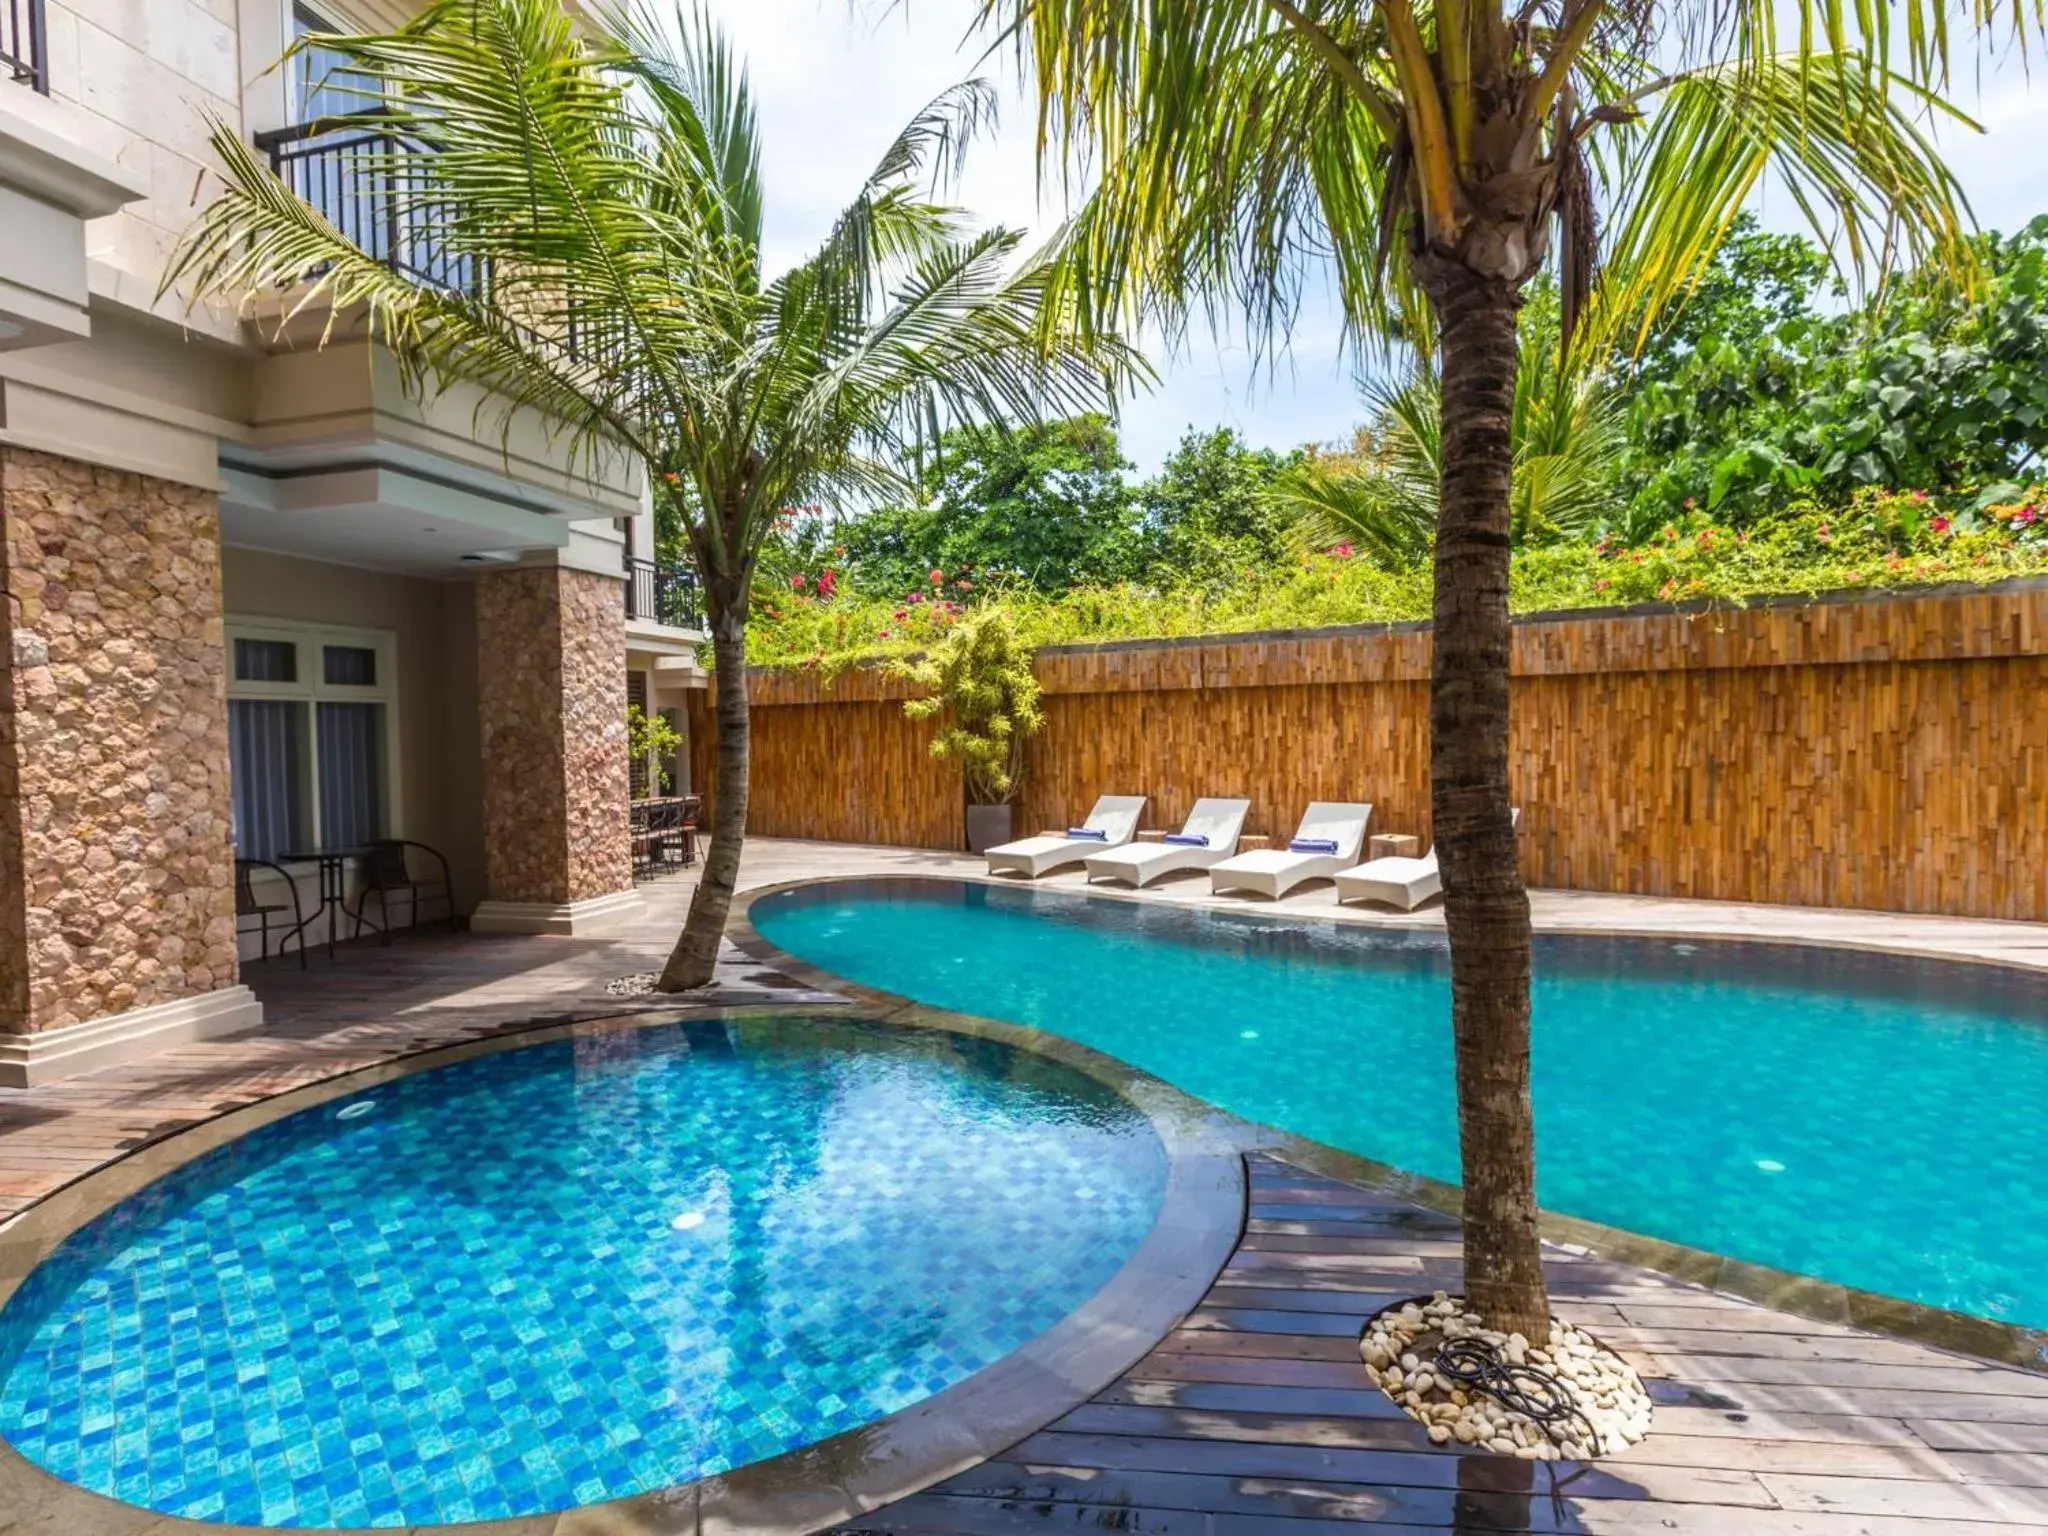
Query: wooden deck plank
[
  {"left": 1934, "top": 1450, "right": 2048, "bottom": 1488},
  {"left": 1651, "top": 1355, "right": 2048, "bottom": 1397},
  {"left": 831, "top": 1493, "right": 1211, "bottom": 1533},
  {"left": 1757, "top": 1469, "right": 2048, "bottom": 1522},
  {"left": 1154, "top": 1328, "right": 1366, "bottom": 1362},
  {"left": 1908, "top": 1420, "right": 2048, "bottom": 1454},
  {"left": 1594, "top": 1324, "right": 1993, "bottom": 1366},
  {"left": 933, "top": 1458, "right": 1780, "bottom": 1521},
  {"left": 1007, "top": 1429, "right": 1784, "bottom": 1506},
  {"left": 1647, "top": 1381, "right": 2048, "bottom": 1424}
]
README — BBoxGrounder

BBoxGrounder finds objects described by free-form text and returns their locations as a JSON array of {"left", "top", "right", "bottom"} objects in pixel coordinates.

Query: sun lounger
[
  {"left": 1335, "top": 808, "right": 1519, "bottom": 910},
  {"left": 1208, "top": 801, "right": 1372, "bottom": 899},
  {"left": 1083, "top": 797, "right": 1251, "bottom": 888},
  {"left": 984, "top": 795, "right": 1148, "bottom": 878}
]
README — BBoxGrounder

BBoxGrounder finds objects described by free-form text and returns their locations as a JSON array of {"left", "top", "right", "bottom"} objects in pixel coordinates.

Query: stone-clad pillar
[
  {"left": 0, "top": 448, "right": 260, "bottom": 1084},
  {"left": 470, "top": 564, "right": 641, "bottom": 934}
]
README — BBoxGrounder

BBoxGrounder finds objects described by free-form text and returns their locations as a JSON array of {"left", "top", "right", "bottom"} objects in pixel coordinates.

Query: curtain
[
  {"left": 317, "top": 703, "right": 385, "bottom": 849},
  {"left": 229, "top": 700, "right": 306, "bottom": 860}
]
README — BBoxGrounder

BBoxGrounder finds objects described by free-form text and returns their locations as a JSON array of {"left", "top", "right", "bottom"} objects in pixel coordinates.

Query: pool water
[
  {"left": 0, "top": 1016, "right": 1168, "bottom": 1528},
  {"left": 755, "top": 879, "right": 2048, "bottom": 1329}
]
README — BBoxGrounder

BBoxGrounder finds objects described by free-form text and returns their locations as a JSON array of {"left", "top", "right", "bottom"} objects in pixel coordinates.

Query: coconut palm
[
  {"left": 168, "top": 0, "right": 1142, "bottom": 992},
  {"left": 977, "top": 0, "right": 2019, "bottom": 1336}
]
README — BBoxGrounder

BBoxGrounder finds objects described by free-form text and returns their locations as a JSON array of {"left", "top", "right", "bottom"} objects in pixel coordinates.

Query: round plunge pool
[{"left": 0, "top": 1015, "right": 1170, "bottom": 1528}]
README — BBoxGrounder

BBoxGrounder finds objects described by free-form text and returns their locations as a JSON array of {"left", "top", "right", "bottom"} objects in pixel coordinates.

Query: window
[
  {"left": 292, "top": 4, "right": 371, "bottom": 123},
  {"left": 227, "top": 621, "right": 399, "bottom": 860}
]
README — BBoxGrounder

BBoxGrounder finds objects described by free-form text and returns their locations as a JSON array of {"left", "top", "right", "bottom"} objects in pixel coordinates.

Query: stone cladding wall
[
  {"left": 0, "top": 449, "right": 238, "bottom": 1034},
  {"left": 474, "top": 566, "right": 632, "bottom": 906}
]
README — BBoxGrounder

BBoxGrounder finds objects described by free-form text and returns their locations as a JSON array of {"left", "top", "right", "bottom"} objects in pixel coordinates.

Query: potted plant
[
  {"left": 626, "top": 703, "right": 683, "bottom": 796},
  {"left": 896, "top": 606, "right": 1044, "bottom": 851}
]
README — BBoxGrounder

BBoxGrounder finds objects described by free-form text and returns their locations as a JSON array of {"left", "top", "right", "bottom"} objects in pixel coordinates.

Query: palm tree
[
  {"left": 1276, "top": 323, "right": 1627, "bottom": 563},
  {"left": 976, "top": 0, "right": 2015, "bottom": 1338},
  {"left": 168, "top": 0, "right": 1141, "bottom": 992}
]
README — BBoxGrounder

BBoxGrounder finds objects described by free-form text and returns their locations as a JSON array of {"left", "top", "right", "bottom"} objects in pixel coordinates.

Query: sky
[{"left": 708, "top": 1, "right": 2048, "bottom": 473}]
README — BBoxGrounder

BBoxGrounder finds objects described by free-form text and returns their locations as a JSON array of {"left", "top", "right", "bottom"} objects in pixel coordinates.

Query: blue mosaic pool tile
[{"left": 0, "top": 1017, "right": 1167, "bottom": 1528}]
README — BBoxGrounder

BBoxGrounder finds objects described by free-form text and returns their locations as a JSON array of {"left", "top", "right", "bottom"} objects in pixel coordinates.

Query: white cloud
[{"left": 707, "top": 0, "right": 2047, "bottom": 472}]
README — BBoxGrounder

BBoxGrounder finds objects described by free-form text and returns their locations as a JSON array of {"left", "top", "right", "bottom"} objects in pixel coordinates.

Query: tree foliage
[
  {"left": 1616, "top": 217, "right": 2048, "bottom": 530},
  {"left": 839, "top": 416, "right": 1139, "bottom": 594}
]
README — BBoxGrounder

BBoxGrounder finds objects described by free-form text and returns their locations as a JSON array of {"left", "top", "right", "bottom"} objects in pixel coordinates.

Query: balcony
[
  {"left": 2, "top": 0, "right": 46, "bottom": 93},
  {"left": 252, "top": 115, "right": 482, "bottom": 297},
  {"left": 625, "top": 558, "right": 705, "bottom": 632}
]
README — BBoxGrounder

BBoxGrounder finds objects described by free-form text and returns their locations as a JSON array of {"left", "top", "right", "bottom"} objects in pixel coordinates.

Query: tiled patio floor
[{"left": 3, "top": 838, "right": 2047, "bottom": 1531}]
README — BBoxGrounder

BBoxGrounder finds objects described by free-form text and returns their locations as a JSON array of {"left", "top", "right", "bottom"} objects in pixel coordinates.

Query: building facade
[{"left": 0, "top": 0, "right": 701, "bottom": 1084}]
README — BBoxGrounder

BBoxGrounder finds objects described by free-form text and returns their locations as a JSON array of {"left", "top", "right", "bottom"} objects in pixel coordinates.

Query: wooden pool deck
[
  {"left": 835, "top": 1155, "right": 2048, "bottom": 1534},
  {"left": 3, "top": 838, "right": 2047, "bottom": 1533}
]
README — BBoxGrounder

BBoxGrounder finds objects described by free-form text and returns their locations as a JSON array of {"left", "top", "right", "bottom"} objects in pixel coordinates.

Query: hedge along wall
[{"left": 687, "top": 578, "right": 2048, "bottom": 920}]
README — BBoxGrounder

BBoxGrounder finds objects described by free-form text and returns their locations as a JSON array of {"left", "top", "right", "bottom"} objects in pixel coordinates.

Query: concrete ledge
[
  {"left": 0, "top": 987, "right": 265, "bottom": 1087},
  {"left": 470, "top": 890, "right": 645, "bottom": 936}
]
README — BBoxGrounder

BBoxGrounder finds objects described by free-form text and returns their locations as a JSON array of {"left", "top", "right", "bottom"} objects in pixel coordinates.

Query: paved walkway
[
  {"left": 3, "top": 839, "right": 2047, "bottom": 1531},
  {"left": 838, "top": 1158, "right": 2048, "bottom": 1535}
]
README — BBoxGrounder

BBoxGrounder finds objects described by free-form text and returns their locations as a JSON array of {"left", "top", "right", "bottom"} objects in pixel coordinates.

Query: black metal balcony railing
[
  {"left": 253, "top": 117, "right": 483, "bottom": 298},
  {"left": 626, "top": 558, "right": 705, "bottom": 631},
  {"left": 3, "top": 0, "right": 48, "bottom": 92}
]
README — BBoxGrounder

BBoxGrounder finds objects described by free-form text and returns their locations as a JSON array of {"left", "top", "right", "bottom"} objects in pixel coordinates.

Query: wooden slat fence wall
[{"left": 687, "top": 580, "right": 2048, "bottom": 920}]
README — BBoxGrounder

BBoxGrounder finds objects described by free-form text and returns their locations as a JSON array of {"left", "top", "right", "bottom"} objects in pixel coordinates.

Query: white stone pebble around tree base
[{"left": 1359, "top": 1292, "right": 1653, "bottom": 1460}]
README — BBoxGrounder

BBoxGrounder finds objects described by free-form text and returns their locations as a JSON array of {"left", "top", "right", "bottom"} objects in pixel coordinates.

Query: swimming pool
[
  {"left": 0, "top": 1015, "right": 1169, "bottom": 1528},
  {"left": 753, "top": 878, "right": 2048, "bottom": 1330}
]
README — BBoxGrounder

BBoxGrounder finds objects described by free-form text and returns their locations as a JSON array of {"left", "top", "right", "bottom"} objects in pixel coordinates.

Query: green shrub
[
  {"left": 894, "top": 607, "right": 1045, "bottom": 804},
  {"left": 743, "top": 489, "right": 2048, "bottom": 672}
]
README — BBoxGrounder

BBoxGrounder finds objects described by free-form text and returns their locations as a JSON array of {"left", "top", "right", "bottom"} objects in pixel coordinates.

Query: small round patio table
[{"left": 276, "top": 846, "right": 383, "bottom": 961}]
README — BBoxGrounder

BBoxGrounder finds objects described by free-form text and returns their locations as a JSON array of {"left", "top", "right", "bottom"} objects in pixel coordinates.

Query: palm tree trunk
[
  {"left": 656, "top": 589, "right": 749, "bottom": 991},
  {"left": 1421, "top": 255, "right": 1549, "bottom": 1343}
]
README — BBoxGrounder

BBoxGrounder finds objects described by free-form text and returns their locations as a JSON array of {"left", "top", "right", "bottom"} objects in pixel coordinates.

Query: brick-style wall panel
[
  {"left": 696, "top": 580, "right": 2048, "bottom": 918},
  {"left": 0, "top": 449, "right": 238, "bottom": 1034},
  {"left": 475, "top": 566, "right": 633, "bottom": 906}
]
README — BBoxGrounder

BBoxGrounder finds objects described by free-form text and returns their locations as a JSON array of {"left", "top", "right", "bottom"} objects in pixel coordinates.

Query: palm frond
[{"left": 1587, "top": 51, "right": 1982, "bottom": 356}]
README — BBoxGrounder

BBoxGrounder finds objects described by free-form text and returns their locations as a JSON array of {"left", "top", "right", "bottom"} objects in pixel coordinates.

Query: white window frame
[{"left": 226, "top": 617, "right": 404, "bottom": 853}]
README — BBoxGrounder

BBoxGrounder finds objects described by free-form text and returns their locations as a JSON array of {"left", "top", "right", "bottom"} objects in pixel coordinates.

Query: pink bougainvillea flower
[
  {"left": 2016, "top": 504, "right": 2039, "bottom": 525},
  {"left": 1331, "top": 542, "right": 1354, "bottom": 559},
  {"left": 878, "top": 628, "right": 893, "bottom": 639},
  {"left": 790, "top": 574, "right": 807, "bottom": 591},
  {"left": 1931, "top": 514, "right": 1953, "bottom": 536},
  {"left": 818, "top": 569, "right": 837, "bottom": 597},
  {"left": 893, "top": 608, "right": 908, "bottom": 620},
  {"left": 909, "top": 591, "right": 924, "bottom": 603}
]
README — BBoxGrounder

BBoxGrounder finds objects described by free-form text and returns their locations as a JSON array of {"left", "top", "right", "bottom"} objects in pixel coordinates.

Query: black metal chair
[
  {"left": 350, "top": 840, "right": 454, "bottom": 944},
  {"left": 235, "top": 858, "right": 307, "bottom": 969}
]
